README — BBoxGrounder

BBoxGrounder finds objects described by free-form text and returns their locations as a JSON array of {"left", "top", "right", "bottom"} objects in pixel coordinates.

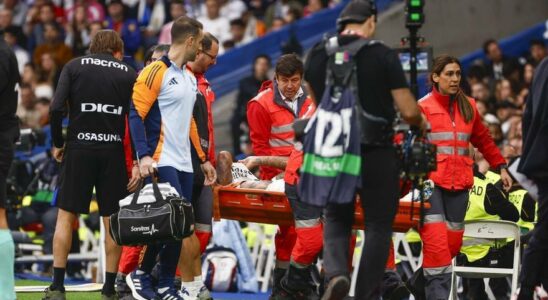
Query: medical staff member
[{"left": 408, "top": 55, "right": 512, "bottom": 300}]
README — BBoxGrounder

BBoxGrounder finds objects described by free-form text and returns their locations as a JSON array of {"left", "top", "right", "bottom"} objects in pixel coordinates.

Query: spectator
[
  {"left": 158, "top": 0, "right": 187, "bottom": 44},
  {"left": 0, "top": 0, "right": 29, "bottom": 26},
  {"left": 104, "top": 0, "right": 141, "bottom": 58},
  {"left": 303, "top": 0, "right": 325, "bottom": 16},
  {"left": 34, "top": 97, "right": 50, "bottom": 127},
  {"left": 28, "top": 3, "right": 58, "bottom": 53},
  {"left": 471, "top": 82, "right": 491, "bottom": 103},
  {"left": 88, "top": 21, "right": 103, "bottom": 41},
  {"left": 284, "top": 7, "right": 302, "bottom": 24},
  {"left": 185, "top": 0, "right": 203, "bottom": 19},
  {"left": 524, "top": 62, "right": 535, "bottom": 87},
  {"left": 16, "top": 84, "right": 40, "bottom": 129},
  {"left": 65, "top": 0, "right": 105, "bottom": 24},
  {"left": 241, "top": 10, "right": 266, "bottom": 41},
  {"left": 222, "top": 39, "right": 235, "bottom": 52},
  {"left": 231, "top": 54, "right": 271, "bottom": 155},
  {"left": 37, "top": 51, "right": 59, "bottom": 89},
  {"left": 219, "top": 0, "right": 247, "bottom": 21},
  {"left": 229, "top": 18, "right": 248, "bottom": 46},
  {"left": 21, "top": 62, "right": 36, "bottom": 86},
  {"left": 0, "top": 8, "right": 26, "bottom": 47},
  {"left": 143, "top": 43, "right": 170, "bottom": 66},
  {"left": 496, "top": 100, "right": 518, "bottom": 135},
  {"left": 137, "top": 0, "right": 166, "bottom": 49},
  {"left": 65, "top": 5, "right": 90, "bottom": 57},
  {"left": 264, "top": 0, "right": 303, "bottom": 29},
  {"left": 476, "top": 100, "right": 487, "bottom": 117},
  {"left": 269, "top": 17, "right": 286, "bottom": 32},
  {"left": 487, "top": 122, "right": 503, "bottom": 147},
  {"left": 529, "top": 39, "right": 546, "bottom": 65},
  {"left": 33, "top": 22, "right": 73, "bottom": 68},
  {"left": 198, "top": 0, "right": 231, "bottom": 51},
  {"left": 483, "top": 39, "right": 517, "bottom": 81},
  {"left": 4, "top": 26, "right": 29, "bottom": 73},
  {"left": 465, "top": 64, "right": 488, "bottom": 87}
]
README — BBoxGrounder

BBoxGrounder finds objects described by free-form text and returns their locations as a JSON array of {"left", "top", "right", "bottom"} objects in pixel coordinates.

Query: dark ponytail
[{"left": 430, "top": 55, "right": 474, "bottom": 123}]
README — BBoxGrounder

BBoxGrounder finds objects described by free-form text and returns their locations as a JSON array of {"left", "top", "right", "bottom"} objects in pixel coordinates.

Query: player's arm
[{"left": 49, "top": 64, "right": 71, "bottom": 162}]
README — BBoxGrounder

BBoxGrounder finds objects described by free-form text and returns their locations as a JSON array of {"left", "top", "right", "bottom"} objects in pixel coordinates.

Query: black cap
[{"left": 336, "top": 0, "right": 376, "bottom": 31}]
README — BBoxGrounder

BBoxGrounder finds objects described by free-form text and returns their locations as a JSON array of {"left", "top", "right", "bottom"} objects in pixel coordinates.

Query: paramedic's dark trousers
[
  {"left": 519, "top": 178, "right": 548, "bottom": 298},
  {"left": 323, "top": 146, "right": 400, "bottom": 299}
]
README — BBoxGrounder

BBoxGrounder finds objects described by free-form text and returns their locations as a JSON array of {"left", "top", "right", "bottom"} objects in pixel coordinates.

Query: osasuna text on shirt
[{"left": 50, "top": 53, "right": 137, "bottom": 150}]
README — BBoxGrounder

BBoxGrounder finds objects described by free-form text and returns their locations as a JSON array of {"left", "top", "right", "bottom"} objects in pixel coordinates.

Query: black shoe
[
  {"left": 385, "top": 283, "right": 410, "bottom": 300},
  {"left": 406, "top": 268, "right": 426, "bottom": 300},
  {"left": 321, "top": 276, "right": 350, "bottom": 300},
  {"left": 280, "top": 277, "right": 319, "bottom": 300},
  {"left": 270, "top": 268, "right": 288, "bottom": 299},
  {"left": 115, "top": 273, "right": 131, "bottom": 297},
  {"left": 42, "top": 287, "right": 66, "bottom": 300}
]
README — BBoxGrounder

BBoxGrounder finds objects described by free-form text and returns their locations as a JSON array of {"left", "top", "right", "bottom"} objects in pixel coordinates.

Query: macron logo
[
  {"left": 81, "top": 57, "right": 128, "bottom": 72},
  {"left": 168, "top": 78, "right": 178, "bottom": 85}
]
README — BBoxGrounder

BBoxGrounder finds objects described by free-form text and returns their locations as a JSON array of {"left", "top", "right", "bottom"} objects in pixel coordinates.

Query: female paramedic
[{"left": 407, "top": 55, "right": 513, "bottom": 300}]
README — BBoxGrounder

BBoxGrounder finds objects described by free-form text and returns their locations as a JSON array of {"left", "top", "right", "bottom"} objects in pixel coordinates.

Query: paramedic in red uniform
[
  {"left": 407, "top": 55, "right": 512, "bottom": 300},
  {"left": 246, "top": 54, "right": 315, "bottom": 299}
]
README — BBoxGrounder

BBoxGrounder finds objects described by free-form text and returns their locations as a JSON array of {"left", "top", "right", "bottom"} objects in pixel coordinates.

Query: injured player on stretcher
[{"left": 216, "top": 151, "right": 288, "bottom": 191}]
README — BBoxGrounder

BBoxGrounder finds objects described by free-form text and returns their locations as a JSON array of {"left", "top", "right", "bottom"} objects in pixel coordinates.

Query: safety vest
[
  {"left": 508, "top": 189, "right": 536, "bottom": 232},
  {"left": 485, "top": 171, "right": 501, "bottom": 185},
  {"left": 405, "top": 229, "right": 422, "bottom": 243},
  {"left": 250, "top": 84, "right": 314, "bottom": 155},
  {"left": 419, "top": 88, "right": 476, "bottom": 190},
  {"left": 461, "top": 175, "right": 500, "bottom": 262}
]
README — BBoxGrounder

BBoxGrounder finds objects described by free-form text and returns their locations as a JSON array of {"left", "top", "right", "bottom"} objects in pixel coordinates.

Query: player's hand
[
  {"left": 239, "top": 156, "right": 261, "bottom": 170},
  {"left": 127, "top": 163, "right": 141, "bottom": 192},
  {"left": 500, "top": 168, "right": 513, "bottom": 191},
  {"left": 201, "top": 161, "right": 217, "bottom": 186},
  {"left": 52, "top": 146, "right": 65, "bottom": 163},
  {"left": 139, "top": 156, "right": 156, "bottom": 178}
]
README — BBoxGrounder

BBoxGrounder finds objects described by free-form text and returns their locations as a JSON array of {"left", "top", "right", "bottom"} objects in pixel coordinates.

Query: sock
[
  {"left": 102, "top": 272, "right": 117, "bottom": 295},
  {"left": 51, "top": 267, "right": 66, "bottom": 291},
  {"left": 194, "top": 275, "right": 203, "bottom": 287},
  {"left": 0, "top": 230, "right": 16, "bottom": 300}
]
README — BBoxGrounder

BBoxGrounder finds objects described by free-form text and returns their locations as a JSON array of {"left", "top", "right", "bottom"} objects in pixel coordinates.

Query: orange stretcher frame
[{"left": 213, "top": 185, "right": 430, "bottom": 232}]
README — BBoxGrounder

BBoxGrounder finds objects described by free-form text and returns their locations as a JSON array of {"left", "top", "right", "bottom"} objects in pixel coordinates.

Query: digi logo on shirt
[{"left": 81, "top": 103, "right": 123, "bottom": 115}]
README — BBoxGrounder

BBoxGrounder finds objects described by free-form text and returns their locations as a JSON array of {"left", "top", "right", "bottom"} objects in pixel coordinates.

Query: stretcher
[{"left": 213, "top": 186, "right": 430, "bottom": 232}]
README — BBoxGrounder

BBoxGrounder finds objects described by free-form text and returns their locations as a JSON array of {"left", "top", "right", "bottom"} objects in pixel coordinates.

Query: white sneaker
[
  {"left": 196, "top": 285, "right": 213, "bottom": 300},
  {"left": 179, "top": 286, "right": 199, "bottom": 300}
]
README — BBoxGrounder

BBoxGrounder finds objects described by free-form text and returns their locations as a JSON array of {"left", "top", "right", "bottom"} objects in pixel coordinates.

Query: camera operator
[
  {"left": 0, "top": 28, "right": 20, "bottom": 300},
  {"left": 406, "top": 55, "right": 512, "bottom": 300},
  {"left": 44, "top": 30, "right": 137, "bottom": 300},
  {"left": 304, "top": 1, "right": 427, "bottom": 298}
]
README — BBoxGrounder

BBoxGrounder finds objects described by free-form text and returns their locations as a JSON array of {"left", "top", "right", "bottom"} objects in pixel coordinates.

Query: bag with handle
[{"left": 109, "top": 177, "right": 195, "bottom": 246}]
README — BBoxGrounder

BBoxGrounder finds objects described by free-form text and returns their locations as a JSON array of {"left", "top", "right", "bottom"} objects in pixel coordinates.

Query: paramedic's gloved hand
[
  {"left": 127, "top": 162, "right": 141, "bottom": 192},
  {"left": 201, "top": 161, "right": 217, "bottom": 186},
  {"left": 139, "top": 156, "right": 156, "bottom": 177},
  {"left": 239, "top": 156, "right": 261, "bottom": 170}
]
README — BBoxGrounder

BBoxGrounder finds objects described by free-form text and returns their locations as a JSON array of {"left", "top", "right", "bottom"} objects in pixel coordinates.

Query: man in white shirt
[{"left": 198, "top": 0, "right": 231, "bottom": 53}]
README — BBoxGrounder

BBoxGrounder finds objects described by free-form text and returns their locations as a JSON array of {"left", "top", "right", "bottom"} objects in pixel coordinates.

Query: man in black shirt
[
  {"left": 0, "top": 30, "right": 20, "bottom": 300},
  {"left": 304, "top": 1, "right": 427, "bottom": 299},
  {"left": 230, "top": 54, "right": 271, "bottom": 156},
  {"left": 45, "top": 30, "right": 137, "bottom": 300}
]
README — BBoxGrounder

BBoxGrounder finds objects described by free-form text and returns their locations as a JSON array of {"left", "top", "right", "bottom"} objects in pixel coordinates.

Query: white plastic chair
[{"left": 450, "top": 220, "right": 521, "bottom": 300}]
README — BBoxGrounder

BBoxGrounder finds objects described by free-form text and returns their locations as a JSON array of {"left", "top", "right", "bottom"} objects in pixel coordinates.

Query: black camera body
[
  {"left": 395, "top": 124, "right": 437, "bottom": 181},
  {"left": 16, "top": 128, "right": 46, "bottom": 153}
]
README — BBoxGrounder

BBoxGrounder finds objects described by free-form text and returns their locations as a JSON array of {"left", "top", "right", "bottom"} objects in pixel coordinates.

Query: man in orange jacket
[{"left": 247, "top": 54, "right": 316, "bottom": 299}]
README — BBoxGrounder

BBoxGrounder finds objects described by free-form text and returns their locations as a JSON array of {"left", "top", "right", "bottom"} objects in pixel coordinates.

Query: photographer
[
  {"left": 0, "top": 28, "right": 20, "bottom": 300},
  {"left": 304, "top": 1, "right": 426, "bottom": 298},
  {"left": 407, "top": 55, "right": 511, "bottom": 300}
]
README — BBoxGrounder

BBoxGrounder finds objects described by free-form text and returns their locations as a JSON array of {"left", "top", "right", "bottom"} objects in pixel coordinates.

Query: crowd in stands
[
  {"left": 1, "top": 0, "right": 334, "bottom": 130},
  {"left": 463, "top": 39, "right": 546, "bottom": 162}
]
